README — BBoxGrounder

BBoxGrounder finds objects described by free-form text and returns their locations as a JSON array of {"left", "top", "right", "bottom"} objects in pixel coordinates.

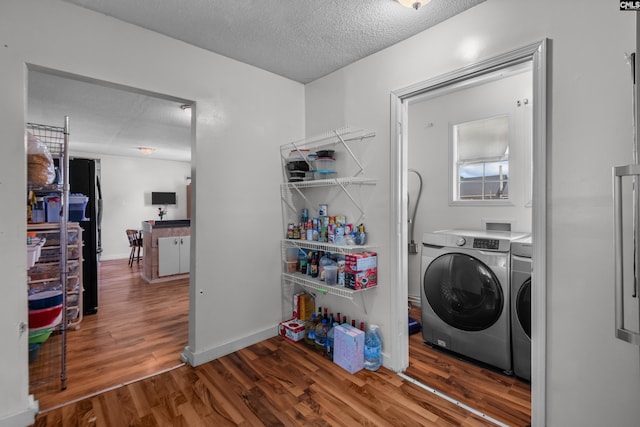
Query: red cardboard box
[
  {"left": 278, "top": 318, "right": 306, "bottom": 343},
  {"left": 345, "top": 251, "right": 377, "bottom": 290}
]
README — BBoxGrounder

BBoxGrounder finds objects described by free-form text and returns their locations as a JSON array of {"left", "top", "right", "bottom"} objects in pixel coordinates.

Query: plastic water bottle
[
  {"left": 363, "top": 324, "right": 382, "bottom": 371},
  {"left": 305, "top": 314, "right": 317, "bottom": 347},
  {"left": 326, "top": 322, "right": 337, "bottom": 360},
  {"left": 314, "top": 318, "right": 328, "bottom": 352}
]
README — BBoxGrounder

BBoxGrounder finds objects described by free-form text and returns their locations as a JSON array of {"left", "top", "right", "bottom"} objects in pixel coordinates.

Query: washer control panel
[{"left": 473, "top": 238, "right": 500, "bottom": 250}]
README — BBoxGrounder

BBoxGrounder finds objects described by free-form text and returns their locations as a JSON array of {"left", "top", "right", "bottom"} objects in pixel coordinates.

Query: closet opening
[{"left": 389, "top": 40, "right": 547, "bottom": 426}]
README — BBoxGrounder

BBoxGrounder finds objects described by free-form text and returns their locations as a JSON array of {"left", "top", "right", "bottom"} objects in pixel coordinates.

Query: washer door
[
  {"left": 423, "top": 253, "right": 504, "bottom": 332},
  {"left": 516, "top": 277, "right": 532, "bottom": 339}
]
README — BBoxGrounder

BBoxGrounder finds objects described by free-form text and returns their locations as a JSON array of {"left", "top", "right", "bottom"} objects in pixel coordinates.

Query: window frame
[{"left": 450, "top": 113, "right": 514, "bottom": 206}]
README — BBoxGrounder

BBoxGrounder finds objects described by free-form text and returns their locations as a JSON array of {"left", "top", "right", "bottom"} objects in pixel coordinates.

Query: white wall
[
  {"left": 70, "top": 152, "right": 191, "bottom": 260},
  {"left": 0, "top": 0, "right": 304, "bottom": 424},
  {"left": 306, "top": 1, "right": 638, "bottom": 426}
]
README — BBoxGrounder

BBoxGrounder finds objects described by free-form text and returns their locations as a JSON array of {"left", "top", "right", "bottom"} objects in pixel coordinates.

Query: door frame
[{"left": 389, "top": 39, "right": 547, "bottom": 426}]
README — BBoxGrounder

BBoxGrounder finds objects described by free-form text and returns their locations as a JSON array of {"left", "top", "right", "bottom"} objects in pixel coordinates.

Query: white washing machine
[
  {"left": 421, "top": 229, "right": 529, "bottom": 373},
  {"left": 510, "top": 235, "right": 532, "bottom": 381}
]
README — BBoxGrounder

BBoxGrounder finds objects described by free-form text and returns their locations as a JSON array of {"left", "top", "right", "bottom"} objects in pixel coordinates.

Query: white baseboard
[
  {"left": 181, "top": 325, "right": 278, "bottom": 367},
  {"left": 0, "top": 395, "right": 38, "bottom": 427},
  {"left": 99, "top": 253, "right": 130, "bottom": 261}
]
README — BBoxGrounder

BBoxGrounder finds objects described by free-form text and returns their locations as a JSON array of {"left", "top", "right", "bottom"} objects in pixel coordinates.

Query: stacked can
[{"left": 287, "top": 204, "right": 361, "bottom": 245}]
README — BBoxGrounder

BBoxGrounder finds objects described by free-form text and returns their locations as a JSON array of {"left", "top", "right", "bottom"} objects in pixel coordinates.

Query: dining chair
[{"left": 126, "top": 229, "right": 142, "bottom": 266}]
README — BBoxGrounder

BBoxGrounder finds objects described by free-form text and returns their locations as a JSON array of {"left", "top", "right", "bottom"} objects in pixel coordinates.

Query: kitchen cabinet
[
  {"left": 141, "top": 220, "right": 191, "bottom": 283},
  {"left": 158, "top": 235, "right": 190, "bottom": 276},
  {"left": 279, "top": 127, "right": 377, "bottom": 318}
]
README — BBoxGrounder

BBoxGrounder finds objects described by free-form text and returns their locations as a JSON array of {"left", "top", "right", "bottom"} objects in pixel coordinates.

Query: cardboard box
[
  {"left": 294, "top": 293, "right": 315, "bottom": 320},
  {"left": 278, "top": 318, "right": 306, "bottom": 343},
  {"left": 333, "top": 324, "right": 364, "bottom": 374},
  {"left": 345, "top": 251, "right": 377, "bottom": 290}
]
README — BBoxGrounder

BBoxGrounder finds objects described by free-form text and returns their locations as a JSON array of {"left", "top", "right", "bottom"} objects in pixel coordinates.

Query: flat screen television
[{"left": 151, "top": 192, "right": 177, "bottom": 205}]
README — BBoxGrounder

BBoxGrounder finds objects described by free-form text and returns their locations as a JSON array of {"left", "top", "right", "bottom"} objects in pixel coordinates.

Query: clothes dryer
[
  {"left": 421, "top": 229, "right": 529, "bottom": 373},
  {"left": 510, "top": 235, "right": 532, "bottom": 381}
]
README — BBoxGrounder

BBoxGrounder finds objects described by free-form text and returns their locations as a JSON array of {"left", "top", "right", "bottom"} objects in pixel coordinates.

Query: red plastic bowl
[{"left": 29, "top": 304, "right": 63, "bottom": 329}]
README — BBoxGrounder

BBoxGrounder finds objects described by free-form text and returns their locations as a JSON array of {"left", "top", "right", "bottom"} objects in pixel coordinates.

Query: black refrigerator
[{"left": 69, "top": 158, "right": 102, "bottom": 315}]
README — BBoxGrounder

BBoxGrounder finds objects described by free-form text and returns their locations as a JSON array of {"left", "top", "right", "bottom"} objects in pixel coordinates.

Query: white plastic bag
[{"left": 26, "top": 132, "right": 55, "bottom": 185}]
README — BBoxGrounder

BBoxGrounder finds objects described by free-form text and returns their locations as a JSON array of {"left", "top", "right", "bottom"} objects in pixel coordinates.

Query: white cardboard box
[{"left": 333, "top": 323, "right": 364, "bottom": 374}]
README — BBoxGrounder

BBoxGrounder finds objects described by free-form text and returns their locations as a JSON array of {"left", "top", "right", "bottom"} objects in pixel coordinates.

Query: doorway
[
  {"left": 389, "top": 40, "right": 547, "bottom": 425},
  {"left": 26, "top": 67, "right": 195, "bottom": 410}
]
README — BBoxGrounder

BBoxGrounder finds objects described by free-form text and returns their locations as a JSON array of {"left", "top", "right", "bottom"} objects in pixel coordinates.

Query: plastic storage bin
[
  {"left": 31, "top": 197, "right": 46, "bottom": 223},
  {"left": 314, "top": 170, "right": 337, "bottom": 180},
  {"left": 45, "top": 195, "right": 61, "bottom": 222},
  {"left": 69, "top": 194, "right": 89, "bottom": 221},
  {"left": 314, "top": 157, "right": 336, "bottom": 171},
  {"left": 45, "top": 194, "right": 88, "bottom": 222}
]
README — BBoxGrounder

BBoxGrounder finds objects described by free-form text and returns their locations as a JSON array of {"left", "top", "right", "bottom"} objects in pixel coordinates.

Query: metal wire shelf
[{"left": 26, "top": 117, "right": 70, "bottom": 392}]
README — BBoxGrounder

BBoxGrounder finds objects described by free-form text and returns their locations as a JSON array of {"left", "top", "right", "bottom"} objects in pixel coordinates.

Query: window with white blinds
[{"left": 453, "top": 114, "right": 509, "bottom": 201}]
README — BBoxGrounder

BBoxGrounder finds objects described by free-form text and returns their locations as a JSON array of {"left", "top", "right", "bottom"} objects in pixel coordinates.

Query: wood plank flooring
[
  {"left": 29, "top": 259, "right": 189, "bottom": 410},
  {"left": 31, "top": 260, "right": 530, "bottom": 426},
  {"left": 406, "top": 306, "right": 531, "bottom": 427}
]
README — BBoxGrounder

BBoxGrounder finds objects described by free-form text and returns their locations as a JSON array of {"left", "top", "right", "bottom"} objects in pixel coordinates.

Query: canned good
[{"left": 319, "top": 204, "right": 328, "bottom": 216}]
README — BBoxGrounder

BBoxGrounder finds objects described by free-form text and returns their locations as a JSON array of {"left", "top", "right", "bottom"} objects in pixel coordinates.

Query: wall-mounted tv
[{"left": 151, "top": 192, "right": 177, "bottom": 205}]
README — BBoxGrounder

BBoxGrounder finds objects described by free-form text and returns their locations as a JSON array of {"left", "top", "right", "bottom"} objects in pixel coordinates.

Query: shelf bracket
[
  {"left": 334, "top": 179, "right": 365, "bottom": 217},
  {"left": 334, "top": 130, "right": 364, "bottom": 177},
  {"left": 281, "top": 195, "right": 298, "bottom": 217},
  {"left": 355, "top": 291, "right": 368, "bottom": 315}
]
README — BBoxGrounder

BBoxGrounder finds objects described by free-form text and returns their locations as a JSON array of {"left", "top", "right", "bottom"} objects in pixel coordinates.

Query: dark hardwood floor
[
  {"left": 406, "top": 305, "right": 531, "bottom": 426},
  {"left": 31, "top": 260, "right": 530, "bottom": 426},
  {"left": 29, "top": 259, "right": 189, "bottom": 411}
]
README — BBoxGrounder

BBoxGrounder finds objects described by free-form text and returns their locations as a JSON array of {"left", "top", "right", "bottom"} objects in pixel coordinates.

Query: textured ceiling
[
  {"left": 63, "top": 0, "right": 485, "bottom": 84},
  {"left": 28, "top": 0, "right": 485, "bottom": 161},
  {"left": 28, "top": 70, "right": 193, "bottom": 162}
]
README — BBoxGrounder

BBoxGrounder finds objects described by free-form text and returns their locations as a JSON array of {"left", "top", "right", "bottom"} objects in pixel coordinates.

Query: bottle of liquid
[
  {"left": 299, "top": 252, "right": 308, "bottom": 274},
  {"left": 305, "top": 314, "right": 317, "bottom": 347},
  {"left": 363, "top": 324, "right": 382, "bottom": 371},
  {"left": 310, "top": 252, "right": 319, "bottom": 278},
  {"left": 314, "top": 318, "right": 328, "bottom": 352},
  {"left": 356, "top": 224, "right": 366, "bottom": 245},
  {"left": 326, "top": 322, "right": 338, "bottom": 360}
]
